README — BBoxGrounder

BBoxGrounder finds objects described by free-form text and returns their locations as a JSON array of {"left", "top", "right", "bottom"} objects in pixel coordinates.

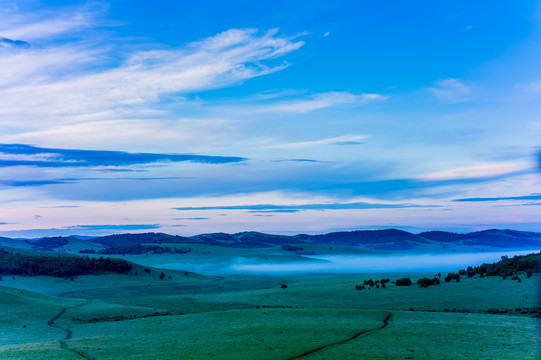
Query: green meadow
[{"left": 0, "top": 246, "right": 539, "bottom": 359}]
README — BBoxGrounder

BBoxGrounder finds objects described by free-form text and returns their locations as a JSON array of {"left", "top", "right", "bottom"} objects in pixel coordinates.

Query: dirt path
[
  {"left": 285, "top": 311, "right": 393, "bottom": 360},
  {"left": 47, "top": 300, "right": 94, "bottom": 360}
]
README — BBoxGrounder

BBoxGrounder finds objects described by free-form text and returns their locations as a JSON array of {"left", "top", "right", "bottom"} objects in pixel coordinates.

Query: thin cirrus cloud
[
  {"left": 417, "top": 162, "right": 530, "bottom": 181},
  {"left": 0, "top": 144, "right": 246, "bottom": 168},
  {"left": 0, "top": 3, "right": 107, "bottom": 92},
  {"left": 173, "top": 202, "right": 439, "bottom": 212},
  {"left": 260, "top": 135, "right": 368, "bottom": 149},
  {"left": 1, "top": 158, "right": 529, "bottom": 201},
  {"left": 0, "top": 118, "right": 236, "bottom": 150},
  {"left": 271, "top": 159, "right": 322, "bottom": 163},
  {"left": 427, "top": 78, "right": 471, "bottom": 103},
  {"left": 0, "top": 3, "right": 100, "bottom": 41},
  {"left": 0, "top": 178, "right": 196, "bottom": 188},
  {"left": 64, "top": 224, "right": 161, "bottom": 231},
  {"left": 39, "top": 205, "right": 82, "bottom": 209},
  {"left": 453, "top": 193, "right": 541, "bottom": 202},
  {"left": 0, "top": 24, "right": 305, "bottom": 125},
  {"left": 247, "top": 210, "right": 301, "bottom": 213},
  {"left": 244, "top": 92, "right": 386, "bottom": 114}
]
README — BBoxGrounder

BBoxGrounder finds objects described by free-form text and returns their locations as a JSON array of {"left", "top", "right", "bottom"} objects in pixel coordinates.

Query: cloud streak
[
  {"left": 0, "top": 144, "right": 245, "bottom": 168},
  {"left": 0, "top": 37, "right": 31, "bottom": 49},
  {"left": 246, "top": 92, "right": 386, "bottom": 114},
  {"left": 454, "top": 193, "right": 541, "bottom": 202},
  {"left": 427, "top": 78, "right": 471, "bottom": 103},
  {"left": 418, "top": 162, "right": 528, "bottom": 181},
  {"left": 0, "top": 179, "right": 68, "bottom": 187},
  {"left": 260, "top": 135, "right": 368, "bottom": 149},
  {"left": 64, "top": 224, "right": 161, "bottom": 231},
  {"left": 173, "top": 201, "right": 438, "bottom": 212}
]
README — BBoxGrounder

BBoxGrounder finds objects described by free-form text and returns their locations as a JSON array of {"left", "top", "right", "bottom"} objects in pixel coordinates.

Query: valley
[{"left": 0, "top": 229, "right": 539, "bottom": 359}]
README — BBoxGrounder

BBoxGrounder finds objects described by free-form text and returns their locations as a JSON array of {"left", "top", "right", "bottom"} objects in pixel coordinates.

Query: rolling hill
[{"left": 2, "top": 228, "right": 541, "bottom": 253}]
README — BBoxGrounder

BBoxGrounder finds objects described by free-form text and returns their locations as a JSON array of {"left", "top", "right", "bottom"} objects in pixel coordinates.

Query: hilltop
[{"left": 1, "top": 228, "right": 540, "bottom": 253}]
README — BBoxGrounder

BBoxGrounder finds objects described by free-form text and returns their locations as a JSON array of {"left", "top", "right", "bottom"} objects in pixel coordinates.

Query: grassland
[{"left": 0, "top": 247, "right": 539, "bottom": 359}]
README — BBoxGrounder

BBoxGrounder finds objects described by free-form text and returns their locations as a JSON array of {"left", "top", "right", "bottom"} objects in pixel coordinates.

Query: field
[{"left": 0, "top": 248, "right": 539, "bottom": 359}]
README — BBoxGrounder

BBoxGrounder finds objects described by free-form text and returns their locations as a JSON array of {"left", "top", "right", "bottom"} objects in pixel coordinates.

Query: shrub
[
  {"left": 396, "top": 277, "right": 412, "bottom": 286},
  {"left": 417, "top": 277, "right": 440, "bottom": 288}
]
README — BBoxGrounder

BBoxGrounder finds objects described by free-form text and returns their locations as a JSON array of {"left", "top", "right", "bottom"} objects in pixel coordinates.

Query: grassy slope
[
  {"left": 0, "top": 285, "right": 87, "bottom": 360},
  {"left": 0, "top": 253, "right": 539, "bottom": 359},
  {"left": 308, "top": 311, "right": 538, "bottom": 360}
]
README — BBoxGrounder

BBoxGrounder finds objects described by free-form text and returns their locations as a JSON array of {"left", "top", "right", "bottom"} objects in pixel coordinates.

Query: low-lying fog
[{"left": 157, "top": 249, "right": 539, "bottom": 275}]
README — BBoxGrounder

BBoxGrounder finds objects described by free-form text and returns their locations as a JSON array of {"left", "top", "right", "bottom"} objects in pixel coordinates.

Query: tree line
[
  {"left": 79, "top": 244, "right": 191, "bottom": 255},
  {"left": 354, "top": 252, "right": 540, "bottom": 290},
  {"left": 0, "top": 249, "right": 132, "bottom": 278},
  {"left": 453, "top": 252, "right": 540, "bottom": 280}
]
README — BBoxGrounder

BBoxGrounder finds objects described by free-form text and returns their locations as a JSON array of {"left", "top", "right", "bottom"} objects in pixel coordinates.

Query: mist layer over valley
[{"left": 156, "top": 250, "right": 539, "bottom": 275}]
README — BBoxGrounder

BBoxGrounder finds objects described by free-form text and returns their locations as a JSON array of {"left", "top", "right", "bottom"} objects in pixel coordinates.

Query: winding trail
[
  {"left": 285, "top": 311, "right": 393, "bottom": 360},
  {"left": 47, "top": 299, "right": 94, "bottom": 360}
]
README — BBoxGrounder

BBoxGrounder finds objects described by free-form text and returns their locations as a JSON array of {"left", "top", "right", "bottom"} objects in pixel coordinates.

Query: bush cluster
[
  {"left": 444, "top": 272, "right": 461, "bottom": 282},
  {"left": 395, "top": 277, "right": 412, "bottom": 286},
  {"left": 417, "top": 277, "right": 440, "bottom": 288}
]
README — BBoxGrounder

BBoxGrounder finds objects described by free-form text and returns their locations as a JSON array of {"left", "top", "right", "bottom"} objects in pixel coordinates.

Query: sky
[{"left": 0, "top": 0, "right": 540, "bottom": 238}]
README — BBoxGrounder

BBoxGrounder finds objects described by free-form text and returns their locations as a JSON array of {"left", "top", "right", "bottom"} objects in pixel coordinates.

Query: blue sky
[{"left": 0, "top": 0, "right": 540, "bottom": 238}]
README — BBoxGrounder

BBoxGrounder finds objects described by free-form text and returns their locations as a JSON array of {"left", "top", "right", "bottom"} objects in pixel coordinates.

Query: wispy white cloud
[
  {"left": 0, "top": 15, "right": 304, "bottom": 127},
  {"left": 0, "top": 3, "right": 101, "bottom": 41},
  {"left": 248, "top": 92, "right": 386, "bottom": 114},
  {"left": 259, "top": 134, "right": 368, "bottom": 149},
  {"left": 427, "top": 78, "right": 471, "bottom": 103},
  {"left": 418, "top": 162, "right": 528, "bottom": 181},
  {"left": 0, "top": 118, "right": 235, "bottom": 151}
]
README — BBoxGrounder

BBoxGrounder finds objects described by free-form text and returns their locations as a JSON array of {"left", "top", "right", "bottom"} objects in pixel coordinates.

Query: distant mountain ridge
[{"left": 2, "top": 228, "right": 541, "bottom": 252}]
